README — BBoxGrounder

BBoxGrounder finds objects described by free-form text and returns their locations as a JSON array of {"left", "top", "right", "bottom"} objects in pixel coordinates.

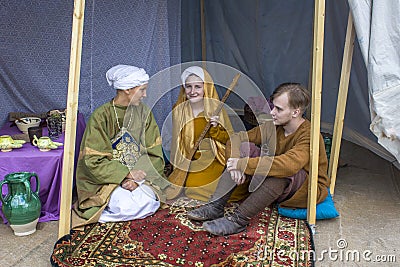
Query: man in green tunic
[
  {"left": 187, "top": 83, "right": 330, "bottom": 236},
  {"left": 72, "top": 65, "right": 169, "bottom": 229}
]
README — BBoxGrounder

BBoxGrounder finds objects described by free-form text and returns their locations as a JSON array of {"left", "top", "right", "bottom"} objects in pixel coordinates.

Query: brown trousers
[{"left": 211, "top": 171, "right": 290, "bottom": 218}]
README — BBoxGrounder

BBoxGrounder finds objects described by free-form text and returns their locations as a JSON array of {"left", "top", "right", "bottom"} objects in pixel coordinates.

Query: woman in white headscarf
[
  {"left": 169, "top": 66, "right": 249, "bottom": 202},
  {"left": 72, "top": 65, "right": 169, "bottom": 229}
]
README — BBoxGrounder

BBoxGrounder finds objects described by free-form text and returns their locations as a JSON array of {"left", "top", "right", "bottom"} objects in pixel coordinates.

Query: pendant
[
  {"left": 111, "top": 128, "right": 141, "bottom": 170},
  {"left": 120, "top": 126, "right": 128, "bottom": 133}
]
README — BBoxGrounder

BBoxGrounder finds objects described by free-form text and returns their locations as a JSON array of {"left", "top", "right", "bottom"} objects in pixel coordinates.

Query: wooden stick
[
  {"left": 307, "top": 0, "right": 325, "bottom": 227},
  {"left": 329, "top": 11, "right": 355, "bottom": 195},
  {"left": 191, "top": 73, "right": 240, "bottom": 155},
  {"left": 58, "top": 0, "right": 85, "bottom": 238}
]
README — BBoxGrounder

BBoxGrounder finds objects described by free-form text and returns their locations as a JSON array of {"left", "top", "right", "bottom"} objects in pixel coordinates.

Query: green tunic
[{"left": 72, "top": 100, "right": 169, "bottom": 228}]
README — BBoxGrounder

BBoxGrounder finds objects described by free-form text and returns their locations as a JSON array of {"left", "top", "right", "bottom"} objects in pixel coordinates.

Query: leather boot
[
  {"left": 202, "top": 209, "right": 250, "bottom": 236},
  {"left": 187, "top": 171, "right": 235, "bottom": 221},
  {"left": 187, "top": 200, "right": 225, "bottom": 221}
]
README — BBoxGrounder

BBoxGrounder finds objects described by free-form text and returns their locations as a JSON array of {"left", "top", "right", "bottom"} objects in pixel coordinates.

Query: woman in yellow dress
[{"left": 170, "top": 66, "right": 248, "bottom": 202}]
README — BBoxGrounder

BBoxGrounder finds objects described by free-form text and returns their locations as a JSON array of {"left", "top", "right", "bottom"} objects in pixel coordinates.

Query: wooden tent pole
[
  {"left": 307, "top": 0, "right": 325, "bottom": 227},
  {"left": 58, "top": 0, "right": 85, "bottom": 238},
  {"left": 200, "top": 0, "right": 206, "bottom": 66},
  {"left": 329, "top": 11, "right": 355, "bottom": 195},
  {"left": 306, "top": 19, "right": 314, "bottom": 121}
]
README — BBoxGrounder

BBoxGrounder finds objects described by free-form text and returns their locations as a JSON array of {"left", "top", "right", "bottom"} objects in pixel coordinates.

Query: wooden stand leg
[{"left": 329, "top": 11, "right": 355, "bottom": 196}]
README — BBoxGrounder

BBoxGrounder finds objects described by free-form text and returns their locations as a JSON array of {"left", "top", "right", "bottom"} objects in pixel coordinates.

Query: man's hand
[
  {"left": 229, "top": 170, "right": 246, "bottom": 185},
  {"left": 226, "top": 158, "right": 246, "bottom": 184},
  {"left": 226, "top": 158, "right": 239, "bottom": 172},
  {"left": 121, "top": 178, "right": 138, "bottom": 191},
  {"left": 121, "top": 170, "right": 146, "bottom": 191}
]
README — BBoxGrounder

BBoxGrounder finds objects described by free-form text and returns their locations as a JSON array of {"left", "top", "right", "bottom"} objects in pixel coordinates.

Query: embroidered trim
[{"left": 111, "top": 130, "right": 141, "bottom": 170}]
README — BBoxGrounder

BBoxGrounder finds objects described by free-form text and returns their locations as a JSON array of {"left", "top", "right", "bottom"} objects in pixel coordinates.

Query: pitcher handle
[
  {"left": 31, "top": 173, "right": 40, "bottom": 195},
  {"left": 0, "top": 180, "right": 8, "bottom": 204},
  {"left": 23, "top": 179, "right": 32, "bottom": 202}
]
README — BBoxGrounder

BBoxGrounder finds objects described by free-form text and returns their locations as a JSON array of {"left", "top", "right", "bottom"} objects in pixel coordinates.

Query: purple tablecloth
[{"left": 0, "top": 114, "right": 86, "bottom": 223}]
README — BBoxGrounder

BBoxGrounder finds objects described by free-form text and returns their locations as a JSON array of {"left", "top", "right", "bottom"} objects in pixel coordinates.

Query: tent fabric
[
  {"left": 348, "top": 0, "right": 400, "bottom": 163},
  {"left": 1, "top": 0, "right": 399, "bottom": 166},
  {"left": 181, "top": 0, "right": 398, "bottom": 165},
  {"left": 0, "top": 0, "right": 181, "bottom": 128}
]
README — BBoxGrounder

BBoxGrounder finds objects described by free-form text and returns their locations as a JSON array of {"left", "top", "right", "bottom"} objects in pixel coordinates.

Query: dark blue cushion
[{"left": 277, "top": 188, "right": 339, "bottom": 220}]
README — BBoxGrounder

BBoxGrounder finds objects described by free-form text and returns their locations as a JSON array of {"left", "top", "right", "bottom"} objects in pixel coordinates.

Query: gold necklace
[{"left": 112, "top": 99, "right": 133, "bottom": 131}]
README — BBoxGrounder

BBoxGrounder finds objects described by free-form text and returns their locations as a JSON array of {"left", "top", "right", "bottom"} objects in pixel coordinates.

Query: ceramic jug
[{"left": 0, "top": 172, "right": 41, "bottom": 236}]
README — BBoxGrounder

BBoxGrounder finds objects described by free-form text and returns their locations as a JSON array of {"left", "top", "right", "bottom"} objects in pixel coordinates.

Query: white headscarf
[
  {"left": 180, "top": 66, "right": 205, "bottom": 86},
  {"left": 106, "top": 65, "right": 149, "bottom": 90}
]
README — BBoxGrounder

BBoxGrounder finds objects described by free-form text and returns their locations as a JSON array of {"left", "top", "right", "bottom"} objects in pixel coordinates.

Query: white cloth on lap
[{"left": 99, "top": 182, "right": 160, "bottom": 223}]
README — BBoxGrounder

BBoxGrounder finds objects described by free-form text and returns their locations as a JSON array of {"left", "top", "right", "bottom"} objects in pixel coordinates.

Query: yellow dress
[
  {"left": 183, "top": 116, "right": 249, "bottom": 202},
  {"left": 170, "top": 66, "right": 248, "bottom": 202}
]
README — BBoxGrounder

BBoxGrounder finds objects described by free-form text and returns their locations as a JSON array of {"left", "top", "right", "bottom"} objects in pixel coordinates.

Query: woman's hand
[{"left": 209, "top": 115, "right": 220, "bottom": 127}]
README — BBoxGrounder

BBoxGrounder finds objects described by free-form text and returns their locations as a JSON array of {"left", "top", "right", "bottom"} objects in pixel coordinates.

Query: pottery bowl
[{"left": 15, "top": 117, "right": 41, "bottom": 134}]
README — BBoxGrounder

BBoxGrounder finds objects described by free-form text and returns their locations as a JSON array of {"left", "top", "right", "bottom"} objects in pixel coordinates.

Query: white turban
[
  {"left": 181, "top": 66, "right": 205, "bottom": 85},
  {"left": 106, "top": 64, "right": 149, "bottom": 90}
]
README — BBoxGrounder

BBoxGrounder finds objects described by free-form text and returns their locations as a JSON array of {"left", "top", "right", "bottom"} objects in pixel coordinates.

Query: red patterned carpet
[{"left": 51, "top": 198, "right": 314, "bottom": 267}]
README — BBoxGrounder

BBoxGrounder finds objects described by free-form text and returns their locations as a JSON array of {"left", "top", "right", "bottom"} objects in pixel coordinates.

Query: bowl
[{"left": 15, "top": 117, "right": 41, "bottom": 134}]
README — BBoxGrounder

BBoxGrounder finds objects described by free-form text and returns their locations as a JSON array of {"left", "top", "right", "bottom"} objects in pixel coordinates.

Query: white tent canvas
[{"left": 349, "top": 0, "right": 400, "bottom": 164}]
